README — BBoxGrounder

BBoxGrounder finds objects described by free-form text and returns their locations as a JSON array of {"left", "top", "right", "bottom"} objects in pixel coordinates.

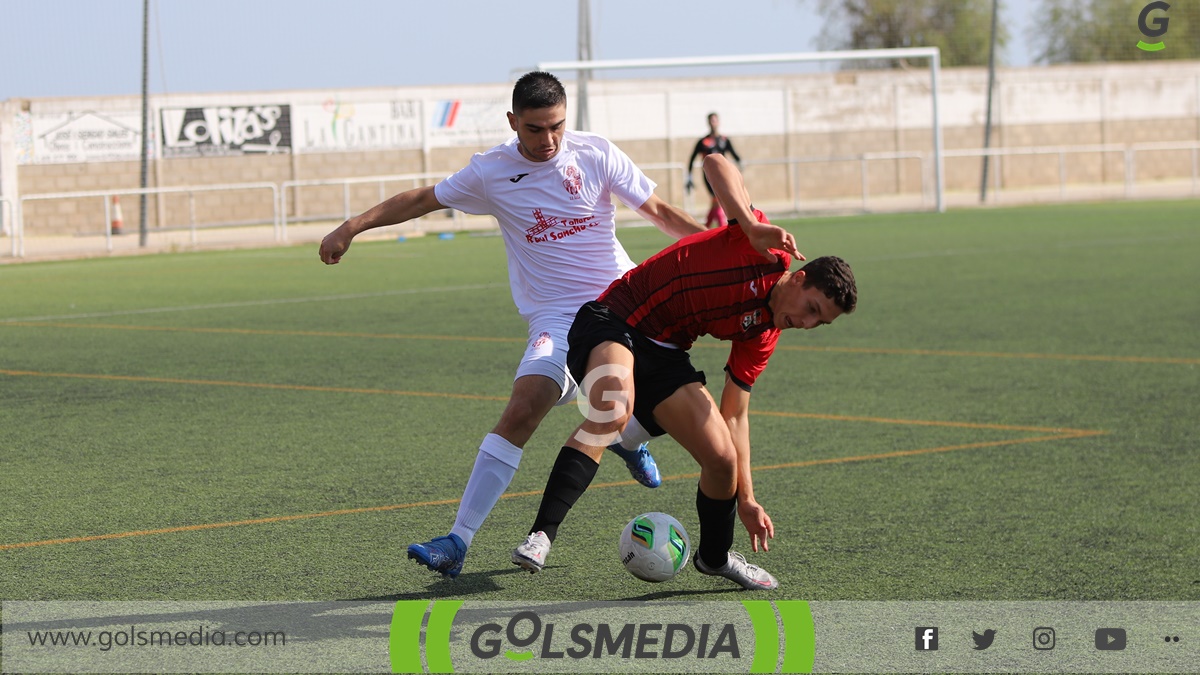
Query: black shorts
[{"left": 567, "top": 301, "right": 706, "bottom": 437}]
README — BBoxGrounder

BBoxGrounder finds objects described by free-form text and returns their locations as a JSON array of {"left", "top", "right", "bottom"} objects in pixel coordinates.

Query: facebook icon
[{"left": 916, "top": 627, "right": 939, "bottom": 651}]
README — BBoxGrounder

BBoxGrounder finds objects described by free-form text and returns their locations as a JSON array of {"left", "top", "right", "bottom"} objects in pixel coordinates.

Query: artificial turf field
[{"left": 1, "top": 200, "right": 1197, "bottom": 608}]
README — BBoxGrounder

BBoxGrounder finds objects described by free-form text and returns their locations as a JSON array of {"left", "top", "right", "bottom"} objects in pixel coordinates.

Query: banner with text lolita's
[
  {"left": 160, "top": 105, "right": 292, "bottom": 157},
  {"left": 2, "top": 601, "right": 1196, "bottom": 673}
]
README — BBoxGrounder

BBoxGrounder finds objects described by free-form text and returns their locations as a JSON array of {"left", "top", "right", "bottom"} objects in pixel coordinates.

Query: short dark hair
[
  {"left": 512, "top": 71, "right": 566, "bottom": 114},
  {"left": 800, "top": 256, "right": 857, "bottom": 314}
]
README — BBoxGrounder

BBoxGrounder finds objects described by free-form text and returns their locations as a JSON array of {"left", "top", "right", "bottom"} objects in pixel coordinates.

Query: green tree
[
  {"left": 1030, "top": 0, "right": 1200, "bottom": 62},
  {"left": 814, "top": 0, "right": 1007, "bottom": 68}
]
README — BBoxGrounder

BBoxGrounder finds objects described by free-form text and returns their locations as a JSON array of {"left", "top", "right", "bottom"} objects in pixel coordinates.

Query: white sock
[
  {"left": 615, "top": 415, "right": 657, "bottom": 452},
  {"left": 449, "top": 433, "right": 523, "bottom": 548}
]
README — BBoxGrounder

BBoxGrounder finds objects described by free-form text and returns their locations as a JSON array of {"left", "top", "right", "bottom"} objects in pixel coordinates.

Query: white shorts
[{"left": 514, "top": 313, "right": 578, "bottom": 406}]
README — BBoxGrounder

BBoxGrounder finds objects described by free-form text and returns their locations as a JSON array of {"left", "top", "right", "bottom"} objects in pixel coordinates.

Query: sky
[{"left": 0, "top": 0, "right": 1039, "bottom": 101}]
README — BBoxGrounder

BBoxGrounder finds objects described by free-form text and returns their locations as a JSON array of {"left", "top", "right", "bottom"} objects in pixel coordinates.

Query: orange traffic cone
[{"left": 111, "top": 196, "right": 124, "bottom": 235}]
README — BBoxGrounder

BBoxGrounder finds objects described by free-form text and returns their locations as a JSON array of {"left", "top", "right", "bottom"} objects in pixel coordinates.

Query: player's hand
[
  {"left": 684, "top": 177, "right": 694, "bottom": 194},
  {"left": 744, "top": 221, "right": 803, "bottom": 265},
  {"left": 319, "top": 222, "right": 355, "bottom": 264},
  {"left": 738, "top": 499, "right": 775, "bottom": 552}
]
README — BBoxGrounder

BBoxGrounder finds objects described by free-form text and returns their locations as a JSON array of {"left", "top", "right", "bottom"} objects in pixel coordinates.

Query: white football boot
[
  {"left": 693, "top": 551, "right": 779, "bottom": 590},
  {"left": 512, "top": 531, "right": 552, "bottom": 573}
]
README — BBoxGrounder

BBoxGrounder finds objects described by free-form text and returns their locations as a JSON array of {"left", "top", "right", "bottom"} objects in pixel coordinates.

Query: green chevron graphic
[
  {"left": 425, "top": 600, "right": 462, "bottom": 673},
  {"left": 742, "top": 601, "right": 780, "bottom": 673},
  {"left": 741, "top": 600, "right": 815, "bottom": 673},
  {"left": 776, "top": 601, "right": 816, "bottom": 673},
  {"left": 389, "top": 600, "right": 428, "bottom": 674}
]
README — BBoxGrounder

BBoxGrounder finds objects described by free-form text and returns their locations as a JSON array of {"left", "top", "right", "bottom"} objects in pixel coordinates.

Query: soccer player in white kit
[{"left": 318, "top": 72, "right": 704, "bottom": 578}]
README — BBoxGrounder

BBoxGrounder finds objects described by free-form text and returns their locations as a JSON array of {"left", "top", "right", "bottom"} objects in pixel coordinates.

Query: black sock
[
  {"left": 695, "top": 485, "right": 737, "bottom": 569},
  {"left": 530, "top": 447, "right": 599, "bottom": 542}
]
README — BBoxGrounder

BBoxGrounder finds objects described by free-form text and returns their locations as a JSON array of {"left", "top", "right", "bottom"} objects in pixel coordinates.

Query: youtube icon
[{"left": 1096, "top": 628, "right": 1127, "bottom": 651}]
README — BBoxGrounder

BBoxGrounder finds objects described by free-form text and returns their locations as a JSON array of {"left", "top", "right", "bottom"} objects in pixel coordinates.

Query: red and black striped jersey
[{"left": 598, "top": 212, "right": 791, "bottom": 389}]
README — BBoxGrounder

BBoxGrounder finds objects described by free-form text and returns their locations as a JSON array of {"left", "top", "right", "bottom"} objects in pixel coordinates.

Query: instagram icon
[{"left": 1033, "top": 627, "right": 1056, "bottom": 650}]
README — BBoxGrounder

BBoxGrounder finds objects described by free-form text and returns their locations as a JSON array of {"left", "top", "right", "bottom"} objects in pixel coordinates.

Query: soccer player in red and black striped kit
[{"left": 512, "top": 154, "right": 857, "bottom": 590}]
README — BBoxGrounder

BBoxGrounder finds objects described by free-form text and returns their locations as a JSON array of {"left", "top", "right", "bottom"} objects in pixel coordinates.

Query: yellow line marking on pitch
[
  {"left": 749, "top": 409, "right": 1097, "bottom": 435},
  {"left": 8, "top": 362, "right": 1086, "bottom": 433},
  {"left": 0, "top": 366, "right": 1108, "bottom": 552},
  {"left": 4, "top": 321, "right": 1196, "bottom": 365},
  {"left": 0, "top": 369, "right": 509, "bottom": 402},
  {"left": 1, "top": 322, "right": 524, "bottom": 343},
  {"left": 0, "top": 499, "right": 463, "bottom": 551},
  {"left": 0, "top": 430, "right": 1105, "bottom": 552},
  {"left": 0, "top": 368, "right": 1092, "bottom": 434},
  {"left": 763, "top": 344, "right": 1200, "bottom": 366},
  {"left": 752, "top": 431, "right": 1104, "bottom": 471}
]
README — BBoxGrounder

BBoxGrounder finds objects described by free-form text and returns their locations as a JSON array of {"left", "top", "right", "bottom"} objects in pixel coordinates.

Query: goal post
[{"left": 537, "top": 47, "right": 946, "bottom": 213}]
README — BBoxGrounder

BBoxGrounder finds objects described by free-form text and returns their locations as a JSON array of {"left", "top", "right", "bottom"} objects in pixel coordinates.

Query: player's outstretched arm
[
  {"left": 719, "top": 373, "right": 775, "bottom": 552},
  {"left": 635, "top": 194, "right": 706, "bottom": 239},
  {"left": 702, "top": 154, "right": 802, "bottom": 264},
  {"left": 319, "top": 186, "right": 445, "bottom": 264}
]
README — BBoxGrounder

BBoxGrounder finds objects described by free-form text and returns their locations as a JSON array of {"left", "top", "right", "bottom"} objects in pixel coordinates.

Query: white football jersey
[{"left": 434, "top": 130, "right": 654, "bottom": 321}]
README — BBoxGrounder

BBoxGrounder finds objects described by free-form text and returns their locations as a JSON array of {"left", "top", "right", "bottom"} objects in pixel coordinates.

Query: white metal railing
[
  {"left": 744, "top": 152, "right": 930, "bottom": 212},
  {"left": 944, "top": 140, "right": 1200, "bottom": 200},
  {"left": 744, "top": 141, "right": 1198, "bottom": 211},
  {"left": 279, "top": 172, "right": 449, "bottom": 241},
  {"left": 8, "top": 140, "right": 1198, "bottom": 259},
  {"left": 15, "top": 183, "right": 280, "bottom": 257}
]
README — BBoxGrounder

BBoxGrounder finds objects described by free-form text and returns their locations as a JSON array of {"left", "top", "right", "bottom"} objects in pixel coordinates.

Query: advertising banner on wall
[
  {"left": 426, "top": 98, "right": 512, "bottom": 148},
  {"left": 293, "top": 99, "right": 422, "bottom": 152},
  {"left": 21, "top": 111, "right": 146, "bottom": 164},
  {"left": 160, "top": 104, "right": 291, "bottom": 157}
]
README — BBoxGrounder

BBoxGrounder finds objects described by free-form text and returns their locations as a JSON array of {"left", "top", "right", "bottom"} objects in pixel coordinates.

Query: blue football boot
[
  {"left": 407, "top": 533, "right": 466, "bottom": 578},
  {"left": 606, "top": 441, "right": 662, "bottom": 488}
]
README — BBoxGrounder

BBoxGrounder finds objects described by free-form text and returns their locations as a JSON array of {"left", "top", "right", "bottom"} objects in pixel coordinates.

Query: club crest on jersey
[
  {"left": 741, "top": 309, "right": 763, "bottom": 331},
  {"left": 562, "top": 165, "right": 583, "bottom": 199}
]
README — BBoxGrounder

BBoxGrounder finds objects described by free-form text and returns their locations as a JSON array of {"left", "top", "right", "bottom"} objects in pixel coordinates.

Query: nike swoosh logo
[{"left": 509, "top": 173, "right": 529, "bottom": 183}]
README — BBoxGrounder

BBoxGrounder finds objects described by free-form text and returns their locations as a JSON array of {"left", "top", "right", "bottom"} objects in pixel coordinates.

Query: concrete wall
[{"left": 4, "top": 60, "right": 1198, "bottom": 235}]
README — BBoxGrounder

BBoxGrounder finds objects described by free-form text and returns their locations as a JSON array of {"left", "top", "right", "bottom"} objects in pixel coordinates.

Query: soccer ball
[{"left": 618, "top": 512, "right": 691, "bottom": 582}]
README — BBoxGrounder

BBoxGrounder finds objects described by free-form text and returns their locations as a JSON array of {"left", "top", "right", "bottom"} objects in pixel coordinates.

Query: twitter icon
[{"left": 972, "top": 629, "right": 997, "bottom": 650}]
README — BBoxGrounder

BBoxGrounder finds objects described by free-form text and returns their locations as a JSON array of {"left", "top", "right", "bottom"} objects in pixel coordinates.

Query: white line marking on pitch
[
  {"left": 0, "top": 283, "right": 507, "bottom": 323},
  {"left": 858, "top": 233, "right": 1200, "bottom": 263}
]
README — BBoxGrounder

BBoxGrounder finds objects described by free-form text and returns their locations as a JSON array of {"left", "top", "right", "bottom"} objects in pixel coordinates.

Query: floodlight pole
[
  {"left": 980, "top": 0, "right": 999, "bottom": 203},
  {"left": 138, "top": 0, "right": 150, "bottom": 246},
  {"left": 576, "top": 0, "right": 592, "bottom": 132}
]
